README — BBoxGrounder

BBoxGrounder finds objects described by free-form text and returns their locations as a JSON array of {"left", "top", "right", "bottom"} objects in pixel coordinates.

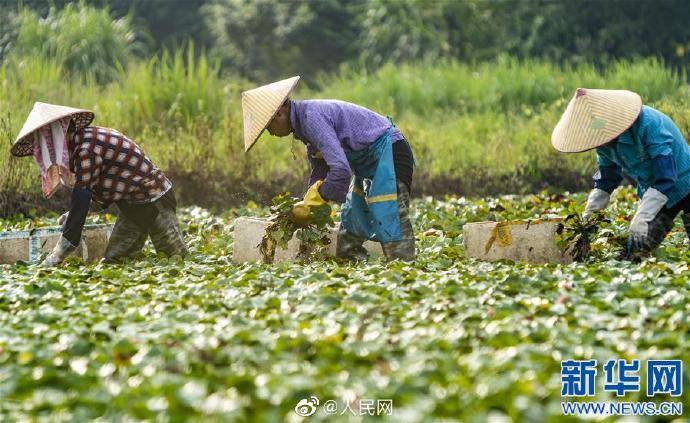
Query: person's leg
[
  {"left": 682, "top": 213, "right": 690, "bottom": 241},
  {"left": 636, "top": 192, "right": 690, "bottom": 254},
  {"left": 336, "top": 226, "right": 369, "bottom": 261},
  {"left": 381, "top": 180, "right": 416, "bottom": 261},
  {"left": 148, "top": 199, "right": 188, "bottom": 258},
  {"left": 103, "top": 212, "right": 148, "bottom": 262},
  {"left": 674, "top": 194, "right": 690, "bottom": 242},
  {"left": 336, "top": 179, "right": 370, "bottom": 261},
  {"left": 337, "top": 139, "right": 415, "bottom": 261}
]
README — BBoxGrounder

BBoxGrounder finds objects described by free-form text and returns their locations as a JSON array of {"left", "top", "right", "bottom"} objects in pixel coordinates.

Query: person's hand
[
  {"left": 40, "top": 236, "right": 76, "bottom": 267},
  {"left": 291, "top": 180, "right": 329, "bottom": 226},
  {"left": 627, "top": 188, "right": 668, "bottom": 252},
  {"left": 57, "top": 211, "right": 69, "bottom": 226},
  {"left": 582, "top": 188, "right": 610, "bottom": 221}
]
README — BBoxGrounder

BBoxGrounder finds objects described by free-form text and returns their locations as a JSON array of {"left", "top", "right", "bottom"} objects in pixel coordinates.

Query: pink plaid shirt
[{"left": 70, "top": 126, "right": 171, "bottom": 204}]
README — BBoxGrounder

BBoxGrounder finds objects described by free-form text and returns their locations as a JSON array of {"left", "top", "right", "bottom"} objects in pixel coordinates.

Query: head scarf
[{"left": 32, "top": 117, "right": 75, "bottom": 198}]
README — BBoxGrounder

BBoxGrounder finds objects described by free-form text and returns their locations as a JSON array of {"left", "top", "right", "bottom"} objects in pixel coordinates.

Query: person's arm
[
  {"left": 627, "top": 115, "right": 676, "bottom": 251},
  {"left": 640, "top": 116, "right": 678, "bottom": 196},
  {"left": 302, "top": 112, "right": 352, "bottom": 203},
  {"left": 65, "top": 149, "right": 102, "bottom": 246},
  {"left": 582, "top": 152, "right": 623, "bottom": 220},
  {"left": 61, "top": 187, "right": 92, "bottom": 246},
  {"left": 307, "top": 147, "right": 329, "bottom": 188},
  {"left": 593, "top": 152, "right": 623, "bottom": 194},
  {"left": 41, "top": 150, "right": 102, "bottom": 267},
  {"left": 42, "top": 187, "right": 91, "bottom": 267}
]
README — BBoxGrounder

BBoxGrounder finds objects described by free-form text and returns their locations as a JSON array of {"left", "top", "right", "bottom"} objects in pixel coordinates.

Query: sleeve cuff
[
  {"left": 319, "top": 182, "right": 347, "bottom": 204},
  {"left": 592, "top": 165, "right": 622, "bottom": 193}
]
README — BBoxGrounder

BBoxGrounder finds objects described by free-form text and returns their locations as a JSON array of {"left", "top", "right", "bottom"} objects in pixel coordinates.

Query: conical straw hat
[
  {"left": 551, "top": 88, "right": 642, "bottom": 153},
  {"left": 241, "top": 76, "right": 300, "bottom": 152},
  {"left": 11, "top": 102, "right": 94, "bottom": 157}
]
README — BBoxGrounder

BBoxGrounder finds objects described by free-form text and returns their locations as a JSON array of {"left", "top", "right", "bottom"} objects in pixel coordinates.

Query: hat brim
[
  {"left": 243, "top": 76, "right": 300, "bottom": 153},
  {"left": 551, "top": 90, "right": 642, "bottom": 153},
  {"left": 552, "top": 113, "right": 641, "bottom": 153},
  {"left": 243, "top": 94, "right": 287, "bottom": 153},
  {"left": 11, "top": 107, "right": 94, "bottom": 157}
]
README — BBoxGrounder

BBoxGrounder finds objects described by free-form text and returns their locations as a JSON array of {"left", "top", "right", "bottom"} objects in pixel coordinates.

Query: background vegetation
[
  {"left": 1, "top": 3, "right": 689, "bottom": 421},
  {"left": 4, "top": 0, "right": 689, "bottom": 80},
  {"left": 1, "top": 1, "right": 689, "bottom": 216}
]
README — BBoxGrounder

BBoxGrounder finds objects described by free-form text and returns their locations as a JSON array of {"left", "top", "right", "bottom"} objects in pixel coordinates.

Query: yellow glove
[{"left": 291, "top": 180, "right": 328, "bottom": 226}]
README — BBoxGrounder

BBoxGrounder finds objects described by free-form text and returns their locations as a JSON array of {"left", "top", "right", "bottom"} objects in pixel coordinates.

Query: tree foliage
[
  {"left": 2, "top": 0, "right": 689, "bottom": 81},
  {"left": 203, "top": 0, "right": 359, "bottom": 81},
  {"left": 202, "top": 0, "right": 690, "bottom": 80}
]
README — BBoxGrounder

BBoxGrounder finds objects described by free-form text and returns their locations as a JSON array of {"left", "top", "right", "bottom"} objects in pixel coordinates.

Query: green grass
[
  {"left": 1, "top": 53, "right": 688, "bottom": 213},
  {"left": 0, "top": 190, "right": 688, "bottom": 421},
  {"left": 317, "top": 56, "right": 685, "bottom": 115}
]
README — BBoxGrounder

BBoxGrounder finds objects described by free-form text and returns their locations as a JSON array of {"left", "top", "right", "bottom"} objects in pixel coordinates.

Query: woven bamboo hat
[
  {"left": 241, "top": 76, "right": 300, "bottom": 152},
  {"left": 551, "top": 88, "right": 642, "bottom": 153},
  {"left": 11, "top": 102, "right": 94, "bottom": 157}
]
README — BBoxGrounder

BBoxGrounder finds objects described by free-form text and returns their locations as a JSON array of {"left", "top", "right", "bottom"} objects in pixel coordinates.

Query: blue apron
[{"left": 340, "top": 124, "right": 402, "bottom": 243}]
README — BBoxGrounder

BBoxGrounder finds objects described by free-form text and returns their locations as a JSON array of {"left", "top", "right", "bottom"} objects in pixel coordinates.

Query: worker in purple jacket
[{"left": 241, "top": 76, "right": 415, "bottom": 261}]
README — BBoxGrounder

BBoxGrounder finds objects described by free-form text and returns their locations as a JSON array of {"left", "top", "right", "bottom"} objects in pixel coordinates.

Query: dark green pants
[
  {"left": 104, "top": 190, "right": 187, "bottom": 262},
  {"left": 336, "top": 180, "right": 416, "bottom": 261}
]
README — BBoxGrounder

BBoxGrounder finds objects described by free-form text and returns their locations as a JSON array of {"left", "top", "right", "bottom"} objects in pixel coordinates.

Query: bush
[{"left": 10, "top": 2, "right": 145, "bottom": 83}]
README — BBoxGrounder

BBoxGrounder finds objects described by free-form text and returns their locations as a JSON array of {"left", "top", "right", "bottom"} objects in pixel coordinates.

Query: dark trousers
[{"left": 104, "top": 189, "right": 187, "bottom": 262}]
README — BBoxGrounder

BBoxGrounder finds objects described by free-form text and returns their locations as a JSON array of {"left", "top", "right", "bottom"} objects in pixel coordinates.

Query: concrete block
[
  {"left": 0, "top": 224, "right": 113, "bottom": 264},
  {"left": 0, "top": 237, "right": 29, "bottom": 264},
  {"left": 463, "top": 219, "right": 572, "bottom": 264},
  {"left": 232, "top": 217, "right": 383, "bottom": 263}
]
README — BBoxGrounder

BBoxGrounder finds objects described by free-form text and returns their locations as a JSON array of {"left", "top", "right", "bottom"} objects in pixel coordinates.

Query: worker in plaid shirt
[{"left": 10, "top": 102, "right": 188, "bottom": 266}]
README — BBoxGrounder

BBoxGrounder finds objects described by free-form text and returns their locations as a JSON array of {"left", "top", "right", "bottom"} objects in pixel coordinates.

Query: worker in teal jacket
[{"left": 552, "top": 88, "right": 690, "bottom": 257}]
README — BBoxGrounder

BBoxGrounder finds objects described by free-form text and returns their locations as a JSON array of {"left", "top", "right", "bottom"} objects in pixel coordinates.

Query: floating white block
[
  {"left": 463, "top": 219, "right": 572, "bottom": 264},
  {"left": 232, "top": 217, "right": 383, "bottom": 263},
  {"left": 0, "top": 224, "right": 113, "bottom": 264}
]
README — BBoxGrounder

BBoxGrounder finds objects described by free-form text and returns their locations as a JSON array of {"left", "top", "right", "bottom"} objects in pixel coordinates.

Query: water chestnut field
[{"left": 1, "top": 190, "right": 688, "bottom": 422}]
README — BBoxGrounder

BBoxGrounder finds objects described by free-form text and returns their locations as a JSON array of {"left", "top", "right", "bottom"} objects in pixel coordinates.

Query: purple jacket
[{"left": 289, "top": 99, "right": 403, "bottom": 203}]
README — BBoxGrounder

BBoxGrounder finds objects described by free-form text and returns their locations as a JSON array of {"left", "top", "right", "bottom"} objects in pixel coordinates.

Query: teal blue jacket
[{"left": 595, "top": 105, "right": 690, "bottom": 207}]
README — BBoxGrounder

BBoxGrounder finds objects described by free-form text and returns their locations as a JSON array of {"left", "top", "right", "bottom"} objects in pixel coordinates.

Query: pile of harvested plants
[
  {"left": 556, "top": 211, "right": 628, "bottom": 261},
  {"left": 259, "top": 194, "right": 334, "bottom": 263}
]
